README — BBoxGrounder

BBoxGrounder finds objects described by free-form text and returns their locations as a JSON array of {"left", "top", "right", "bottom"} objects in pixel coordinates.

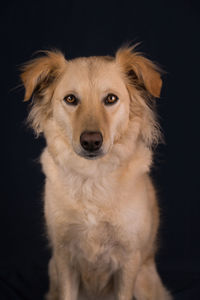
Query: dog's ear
[
  {"left": 21, "top": 50, "right": 66, "bottom": 101},
  {"left": 116, "top": 45, "right": 163, "bottom": 147},
  {"left": 116, "top": 46, "right": 162, "bottom": 98},
  {"left": 20, "top": 50, "right": 66, "bottom": 135}
]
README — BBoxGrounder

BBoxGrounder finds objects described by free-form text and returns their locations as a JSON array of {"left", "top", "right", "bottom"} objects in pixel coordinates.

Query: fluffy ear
[
  {"left": 20, "top": 50, "right": 66, "bottom": 135},
  {"left": 21, "top": 50, "right": 66, "bottom": 101},
  {"left": 116, "top": 45, "right": 163, "bottom": 147},
  {"left": 116, "top": 45, "right": 162, "bottom": 98}
]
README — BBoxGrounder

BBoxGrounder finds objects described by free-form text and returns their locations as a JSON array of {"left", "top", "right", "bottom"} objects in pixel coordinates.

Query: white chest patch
[{"left": 86, "top": 212, "right": 97, "bottom": 225}]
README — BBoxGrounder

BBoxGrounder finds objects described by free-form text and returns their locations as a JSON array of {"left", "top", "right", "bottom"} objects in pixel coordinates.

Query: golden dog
[{"left": 21, "top": 45, "right": 172, "bottom": 300}]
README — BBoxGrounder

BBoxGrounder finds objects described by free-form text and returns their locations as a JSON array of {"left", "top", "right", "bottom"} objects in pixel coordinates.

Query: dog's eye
[
  {"left": 104, "top": 94, "right": 119, "bottom": 105},
  {"left": 63, "top": 94, "right": 79, "bottom": 105}
]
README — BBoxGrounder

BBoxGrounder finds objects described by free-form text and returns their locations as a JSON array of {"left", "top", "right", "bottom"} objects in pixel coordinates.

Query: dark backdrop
[{"left": 0, "top": 1, "right": 200, "bottom": 299}]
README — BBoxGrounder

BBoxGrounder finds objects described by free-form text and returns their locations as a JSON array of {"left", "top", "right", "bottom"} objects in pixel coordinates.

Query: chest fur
[
  {"left": 64, "top": 206, "right": 127, "bottom": 269},
  {"left": 62, "top": 207, "right": 128, "bottom": 294}
]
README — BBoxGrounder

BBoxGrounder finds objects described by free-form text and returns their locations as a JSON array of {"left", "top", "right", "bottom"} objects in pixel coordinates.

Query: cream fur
[{"left": 21, "top": 46, "right": 172, "bottom": 300}]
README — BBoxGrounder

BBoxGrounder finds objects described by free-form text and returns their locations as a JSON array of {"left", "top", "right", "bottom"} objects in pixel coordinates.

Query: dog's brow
[{"left": 102, "top": 89, "right": 119, "bottom": 96}]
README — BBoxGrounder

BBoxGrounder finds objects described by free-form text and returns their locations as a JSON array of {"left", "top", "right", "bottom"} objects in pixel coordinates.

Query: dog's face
[
  {"left": 21, "top": 46, "right": 162, "bottom": 164},
  {"left": 52, "top": 57, "right": 130, "bottom": 160}
]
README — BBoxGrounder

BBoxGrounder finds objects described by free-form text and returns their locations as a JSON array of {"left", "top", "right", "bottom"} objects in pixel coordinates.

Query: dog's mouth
[{"left": 78, "top": 151, "right": 105, "bottom": 160}]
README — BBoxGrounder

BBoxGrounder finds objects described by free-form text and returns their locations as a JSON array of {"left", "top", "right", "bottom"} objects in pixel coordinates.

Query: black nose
[{"left": 80, "top": 131, "right": 103, "bottom": 152}]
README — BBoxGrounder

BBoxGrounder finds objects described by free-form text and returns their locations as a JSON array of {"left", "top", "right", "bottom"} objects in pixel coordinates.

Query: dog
[{"left": 21, "top": 45, "right": 172, "bottom": 300}]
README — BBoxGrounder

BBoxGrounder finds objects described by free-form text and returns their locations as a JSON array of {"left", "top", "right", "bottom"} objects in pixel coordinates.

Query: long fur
[{"left": 21, "top": 45, "right": 172, "bottom": 300}]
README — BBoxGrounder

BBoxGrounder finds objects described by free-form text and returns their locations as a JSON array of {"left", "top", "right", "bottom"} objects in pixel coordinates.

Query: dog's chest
[{"left": 65, "top": 204, "right": 127, "bottom": 273}]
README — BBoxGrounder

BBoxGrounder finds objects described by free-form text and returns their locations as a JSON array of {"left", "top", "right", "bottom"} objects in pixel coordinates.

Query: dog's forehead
[{"left": 58, "top": 56, "right": 127, "bottom": 94}]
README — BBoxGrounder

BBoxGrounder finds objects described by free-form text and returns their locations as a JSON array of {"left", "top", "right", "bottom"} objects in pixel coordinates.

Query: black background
[{"left": 0, "top": 0, "right": 200, "bottom": 299}]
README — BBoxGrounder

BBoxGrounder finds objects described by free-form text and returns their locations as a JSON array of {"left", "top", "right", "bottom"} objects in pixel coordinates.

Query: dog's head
[{"left": 21, "top": 46, "right": 162, "bottom": 165}]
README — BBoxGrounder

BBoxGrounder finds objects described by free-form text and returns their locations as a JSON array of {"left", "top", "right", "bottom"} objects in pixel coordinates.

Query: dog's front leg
[
  {"left": 115, "top": 252, "right": 141, "bottom": 300},
  {"left": 55, "top": 253, "right": 79, "bottom": 300}
]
